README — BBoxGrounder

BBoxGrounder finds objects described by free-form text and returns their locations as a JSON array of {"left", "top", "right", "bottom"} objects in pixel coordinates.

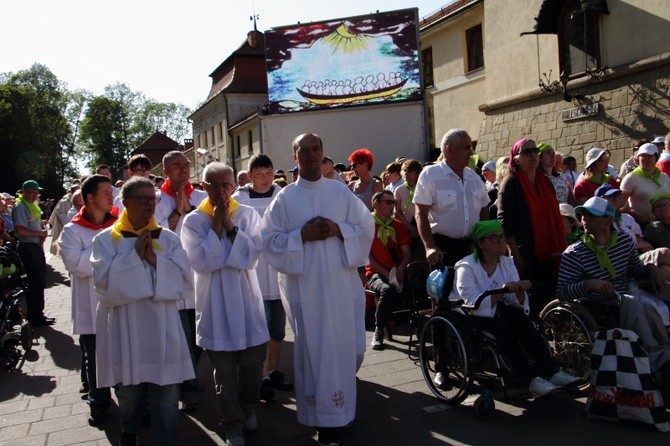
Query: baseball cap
[
  {"left": 575, "top": 197, "right": 615, "bottom": 217},
  {"left": 482, "top": 161, "right": 496, "bottom": 173},
  {"left": 652, "top": 136, "right": 665, "bottom": 145},
  {"left": 536, "top": 143, "right": 554, "bottom": 154},
  {"left": 650, "top": 193, "right": 670, "bottom": 208},
  {"left": 594, "top": 184, "right": 621, "bottom": 198},
  {"left": 274, "top": 169, "right": 285, "bottom": 174},
  {"left": 584, "top": 147, "right": 606, "bottom": 169},
  {"left": 22, "top": 180, "right": 44, "bottom": 191},
  {"left": 636, "top": 143, "right": 658, "bottom": 157},
  {"left": 289, "top": 166, "right": 298, "bottom": 173},
  {"left": 559, "top": 203, "right": 578, "bottom": 224}
]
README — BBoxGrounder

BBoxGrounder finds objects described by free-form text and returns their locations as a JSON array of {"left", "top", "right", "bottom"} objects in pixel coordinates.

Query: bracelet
[{"left": 173, "top": 209, "right": 182, "bottom": 217}]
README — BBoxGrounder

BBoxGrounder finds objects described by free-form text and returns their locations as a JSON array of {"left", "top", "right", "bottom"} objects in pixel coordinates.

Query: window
[
  {"left": 558, "top": 0, "right": 601, "bottom": 77},
  {"left": 219, "top": 122, "right": 224, "bottom": 141},
  {"left": 247, "top": 130, "right": 253, "bottom": 155},
  {"left": 465, "top": 24, "right": 484, "bottom": 72},
  {"left": 203, "top": 130, "right": 208, "bottom": 148},
  {"left": 235, "top": 135, "right": 241, "bottom": 157},
  {"left": 422, "top": 48, "right": 433, "bottom": 88},
  {"left": 196, "top": 135, "right": 201, "bottom": 149},
  {"left": 211, "top": 126, "right": 215, "bottom": 146}
]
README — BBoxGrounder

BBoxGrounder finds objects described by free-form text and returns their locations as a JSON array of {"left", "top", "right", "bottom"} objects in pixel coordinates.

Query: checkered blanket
[{"left": 586, "top": 328, "right": 670, "bottom": 432}]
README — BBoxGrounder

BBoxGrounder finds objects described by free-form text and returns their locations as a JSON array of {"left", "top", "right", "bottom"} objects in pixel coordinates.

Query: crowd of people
[{"left": 2, "top": 129, "right": 670, "bottom": 445}]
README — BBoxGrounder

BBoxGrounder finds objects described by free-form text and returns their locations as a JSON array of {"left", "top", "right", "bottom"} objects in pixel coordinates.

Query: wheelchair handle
[{"left": 460, "top": 287, "right": 511, "bottom": 311}]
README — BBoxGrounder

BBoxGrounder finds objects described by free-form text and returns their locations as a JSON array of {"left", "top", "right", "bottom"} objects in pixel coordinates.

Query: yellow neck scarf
[
  {"left": 110, "top": 209, "right": 162, "bottom": 251},
  {"left": 197, "top": 197, "right": 240, "bottom": 218}
]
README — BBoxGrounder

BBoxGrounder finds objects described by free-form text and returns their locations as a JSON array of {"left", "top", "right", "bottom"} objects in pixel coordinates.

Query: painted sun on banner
[{"left": 264, "top": 8, "right": 421, "bottom": 114}]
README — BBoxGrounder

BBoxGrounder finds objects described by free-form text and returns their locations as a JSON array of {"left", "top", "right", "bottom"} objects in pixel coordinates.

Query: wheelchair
[
  {"left": 418, "top": 277, "right": 555, "bottom": 419},
  {"left": 539, "top": 288, "right": 643, "bottom": 389}
]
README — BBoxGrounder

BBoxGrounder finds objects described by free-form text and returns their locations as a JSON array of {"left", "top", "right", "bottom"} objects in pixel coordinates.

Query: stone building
[{"left": 420, "top": 0, "right": 670, "bottom": 170}]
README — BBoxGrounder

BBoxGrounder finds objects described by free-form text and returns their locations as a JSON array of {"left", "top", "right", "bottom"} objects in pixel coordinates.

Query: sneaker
[
  {"left": 260, "top": 377, "right": 276, "bottom": 401},
  {"left": 371, "top": 327, "right": 384, "bottom": 351},
  {"left": 433, "top": 372, "right": 446, "bottom": 388},
  {"left": 317, "top": 427, "right": 340, "bottom": 446},
  {"left": 269, "top": 370, "right": 294, "bottom": 391},
  {"left": 529, "top": 377, "right": 560, "bottom": 397},
  {"left": 243, "top": 414, "right": 257, "bottom": 432},
  {"left": 224, "top": 427, "right": 245, "bottom": 446},
  {"left": 548, "top": 371, "right": 580, "bottom": 388}
]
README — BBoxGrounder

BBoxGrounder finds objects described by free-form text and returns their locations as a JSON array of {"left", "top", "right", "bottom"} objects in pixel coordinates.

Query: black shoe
[
  {"left": 79, "top": 383, "right": 90, "bottom": 393},
  {"left": 260, "top": 377, "right": 276, "bottom": 401},
  {"left": 269, "top": 370, "right": 294, "bottom": 391},
  {"left": 30, "top": 317, "right": 55, "bottom": 326},
  {"left": 119, "top": 432, "right": 139, "bottom": 446},
  {"left": 317, "top": 427, "right": 341, "bottom": 446},
  {"left": 88, "top": 413, "right": 105, "bottom": 427}
]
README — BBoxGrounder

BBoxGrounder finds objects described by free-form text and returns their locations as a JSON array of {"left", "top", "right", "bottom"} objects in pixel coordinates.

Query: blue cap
[
  {"left": 594, "top": 184, "right": 621, "bottom": 198},
  {"left": 575, "top": 197, "right": 615, "bottom": 217}
]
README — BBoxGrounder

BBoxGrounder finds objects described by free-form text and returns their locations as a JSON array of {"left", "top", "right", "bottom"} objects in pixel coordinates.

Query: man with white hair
[
  {"left": 182, "top": 162, "right": 269, "bottom": 446},
  {"left": 414, "top": 129, "right": 489, "bottom": 266}
]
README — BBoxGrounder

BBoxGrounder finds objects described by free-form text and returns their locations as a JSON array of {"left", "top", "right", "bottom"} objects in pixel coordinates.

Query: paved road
[{"left": 1, "top": 244, "right": 669, "bottom": 445}]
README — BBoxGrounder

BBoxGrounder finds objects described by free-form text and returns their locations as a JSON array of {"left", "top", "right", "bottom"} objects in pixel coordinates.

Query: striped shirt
[{"left": 557, "top": 231, "right": 646, "bottom": 301}]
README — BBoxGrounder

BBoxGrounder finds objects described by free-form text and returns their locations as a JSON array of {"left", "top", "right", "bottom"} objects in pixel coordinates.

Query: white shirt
[{"left": 413, "top": 162, "right": 489, "bottom": 238}]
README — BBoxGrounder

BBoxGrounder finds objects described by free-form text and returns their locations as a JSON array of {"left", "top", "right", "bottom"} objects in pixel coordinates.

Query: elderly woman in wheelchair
[
  {"left": 419, "top": 220, "right": 579, "bottom": 418},
  {"left": 451, "top": 220, "right": 579, "bottom": 395},
  {"left": 553, "top": 196, "right": 670, "bottom": 385}
]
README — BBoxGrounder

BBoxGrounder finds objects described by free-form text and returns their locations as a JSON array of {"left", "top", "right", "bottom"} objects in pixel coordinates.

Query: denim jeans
[
  {"left": 115, "top": 382, "right": 180, "bottom": 445},
  {"left": 79, "top": 334, "right": 111, "bottom": 411},
  {"left": 366, "top": 273, "right": 403, "bottom": 329}
]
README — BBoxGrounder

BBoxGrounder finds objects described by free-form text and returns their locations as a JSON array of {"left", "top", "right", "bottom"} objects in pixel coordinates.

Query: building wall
[
  {"left": 476, "top": 61, "right": 670, "bottom": 171},
  {"left": 229, "top": 118, "right": 259, "bottom": 174},
  {"left": 415, "top": 0, "right": 670, "bottom": 170},
  {"left": 191, "top": 95, "right": 227, "bottom": 167},
  {"left": 422, "top": 3, "right": 486, "bottom": 143}
]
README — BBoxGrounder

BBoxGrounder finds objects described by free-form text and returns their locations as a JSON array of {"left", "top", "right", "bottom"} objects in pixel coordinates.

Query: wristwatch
[{"left": 227, "top": 226, "right": 238, "bottom": 238}]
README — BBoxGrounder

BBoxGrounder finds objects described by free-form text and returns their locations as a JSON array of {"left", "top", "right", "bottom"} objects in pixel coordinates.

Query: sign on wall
[{"left": 264, "top": 8, "right": 421, "bottom": 114}]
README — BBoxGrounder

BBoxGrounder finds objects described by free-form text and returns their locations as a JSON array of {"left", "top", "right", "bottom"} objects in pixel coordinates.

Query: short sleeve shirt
[
  {"left": 13, "top": 202, "right": 42, "bottom": 244},
  {"left": 413, "top": 162, "right": 489, "bottom": 238}
]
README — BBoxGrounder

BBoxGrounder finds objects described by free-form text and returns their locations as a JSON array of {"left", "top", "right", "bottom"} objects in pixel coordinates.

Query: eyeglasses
[
  {"left": 127, "top": 196, "right": 160, "bottom": 205},
  {"left": 130, "top": 168, "right": 149, "bottom": 173},
  {"left": 204, "top": 181, "right": 236, "bottom": 191},
  {"left": 520, "top": 147, "right": 539, "bottom": 155},
  {"left": 482, "top": 234, "right": 506, "bottom": 243}
]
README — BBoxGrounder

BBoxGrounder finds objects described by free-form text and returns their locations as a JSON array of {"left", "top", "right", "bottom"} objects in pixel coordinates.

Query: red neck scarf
[
  {"left": 71, "top": 206, "right": 118, "bottom": 230},
  {"left": 160, "top": 178, "right": 194, "bottom": 199},
  {"left": 516, "top": 171, "right": 567, "bottom": 265}
]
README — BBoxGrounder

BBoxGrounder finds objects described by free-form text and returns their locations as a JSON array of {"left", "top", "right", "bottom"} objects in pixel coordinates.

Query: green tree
[
  {"left": 80, "top": 95, "right": 129, "bottom": 176},
  {"left": 0, "top": 64, "right": 76, "bottom": 197}
]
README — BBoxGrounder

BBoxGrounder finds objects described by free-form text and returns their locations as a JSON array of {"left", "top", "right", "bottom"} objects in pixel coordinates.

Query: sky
[{"left": 0, "top": 0, "right": 450, "bottom": 111}]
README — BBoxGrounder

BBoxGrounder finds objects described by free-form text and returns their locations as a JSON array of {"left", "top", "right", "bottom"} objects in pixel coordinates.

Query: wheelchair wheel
[
  {"left": 0, "top": 345, "right": 20, "bottom": 370},
  {"left": 419, "top": 313, "right": 473, "bottom": 404},
  {"left": 474, "top": 391, "right": 495, "bottom": 420},
  {"left": 540, "top": 299, "right": 597, "bottom": 387},
  {"left": 20, "top": 322, "right": 32, "bottom": 352}
]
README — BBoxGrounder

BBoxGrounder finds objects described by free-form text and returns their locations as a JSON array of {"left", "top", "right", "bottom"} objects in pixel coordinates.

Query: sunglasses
[{"left": 520, "top": 147, "right": 539, "bottom": 155}]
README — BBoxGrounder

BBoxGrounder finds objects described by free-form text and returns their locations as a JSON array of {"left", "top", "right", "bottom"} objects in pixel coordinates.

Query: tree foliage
[
  {"left": 0, "top": 65, "right": 192, "bottom": 196},
  {"left": 0, "top": 64, "right": 77, "bottom": 197}
]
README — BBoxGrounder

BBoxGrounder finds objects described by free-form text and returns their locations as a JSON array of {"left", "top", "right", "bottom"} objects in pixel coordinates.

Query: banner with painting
[{"left": 265, "top": 8, "right": 421, "bottom": 114}]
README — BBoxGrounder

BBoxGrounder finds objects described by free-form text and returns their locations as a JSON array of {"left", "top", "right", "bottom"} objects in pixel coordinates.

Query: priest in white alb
[
  {"left": 91, "top": 176, "right": 194, "bottom": 446},
  {"left": 261, "top": 133, "right": 374, "bottom": 446}
]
